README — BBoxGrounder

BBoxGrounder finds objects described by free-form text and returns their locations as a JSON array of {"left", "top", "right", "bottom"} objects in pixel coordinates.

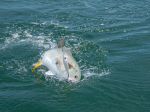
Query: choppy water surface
[{"left": 0, "top": 0, "right": 150, "bottom": 112}]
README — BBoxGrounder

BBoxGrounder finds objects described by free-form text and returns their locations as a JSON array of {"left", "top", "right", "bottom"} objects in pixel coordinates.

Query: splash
[
  {"left": 2, "top": 31, "right": 56, "bottom": 50},
  {"left": 1, "top": 21, "right": 110, "bottom": 82},
  {"left": 34, "top": 36, "right": 110, "bottom": 81}
]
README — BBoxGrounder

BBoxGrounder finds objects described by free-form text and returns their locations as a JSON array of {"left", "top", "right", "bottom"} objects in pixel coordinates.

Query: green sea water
[{"left": 0, "top": 0, "right": 150, "bottom": 112}]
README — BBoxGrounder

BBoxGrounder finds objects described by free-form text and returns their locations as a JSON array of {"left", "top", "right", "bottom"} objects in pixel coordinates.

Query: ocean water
[{"left": 0, "top": 0, "right": 150, "bottom": 112}]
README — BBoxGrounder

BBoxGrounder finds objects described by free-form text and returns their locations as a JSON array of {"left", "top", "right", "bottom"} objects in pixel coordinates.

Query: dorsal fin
[{"left": 58, "top": 38, "right": 65, "bottom": 48}]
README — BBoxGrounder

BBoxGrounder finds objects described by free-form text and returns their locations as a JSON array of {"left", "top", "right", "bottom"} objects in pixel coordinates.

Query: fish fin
[
  {"left": 68, "top": 63, "right": 73, "bottom": 69},
  {"left": 32, "top": 60, "right": 42, "bottom": 72},
  {"left": 58, "top": 38, "right": 65, "bottom": 48}
]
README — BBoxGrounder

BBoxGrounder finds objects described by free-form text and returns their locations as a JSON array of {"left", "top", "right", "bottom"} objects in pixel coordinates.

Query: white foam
[
  {"left": 1, "top": 30, "right": 56, "bottom": 50},
  {"left": 31, "top": 21, "right": 68, "bottom": 29},
  {"left": 12, "top": 33, "right": 20, "bottom": 39},
  {"left": 5, "top": 33, "right": 20, "bottom": 44},
  {"left": 50, "top": 20, "right": 68, "bottom": 29},
  {"left": 82, "top": 68, "right": 110, "bottom": 79}
]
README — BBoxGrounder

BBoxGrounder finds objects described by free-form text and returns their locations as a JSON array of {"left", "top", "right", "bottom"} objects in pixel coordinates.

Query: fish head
[
  {"left": 67, "top": 67, "right": 81, "bottom": 82},
  {"left": 63, "top": 50, "right": 81, "bottom": 82}
]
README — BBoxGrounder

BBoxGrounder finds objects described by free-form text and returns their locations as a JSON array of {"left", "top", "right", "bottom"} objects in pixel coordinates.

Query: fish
[{"left": 32, "top": 38, "right": 81, "bottom": 82}]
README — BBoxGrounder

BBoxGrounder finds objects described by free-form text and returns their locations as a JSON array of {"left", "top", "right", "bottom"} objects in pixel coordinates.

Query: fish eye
[
  {"left": 64, "top": 57, "right": 67, "bottom": 61},
  {"left": 74, "top": 75, "right": 78, "bottom": 79}
]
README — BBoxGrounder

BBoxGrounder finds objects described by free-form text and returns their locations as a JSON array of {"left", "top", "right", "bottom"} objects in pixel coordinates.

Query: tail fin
[{"left": 32, "top": 60, "right": 42, "bottom": 73}]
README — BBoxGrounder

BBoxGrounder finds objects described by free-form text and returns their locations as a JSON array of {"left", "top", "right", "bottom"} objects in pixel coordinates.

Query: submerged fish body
[{"left": 33, "top": 47, "right": 81, "bottom": 82}]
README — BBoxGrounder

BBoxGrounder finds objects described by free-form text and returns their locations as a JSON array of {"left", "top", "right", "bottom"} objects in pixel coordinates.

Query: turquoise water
[{"left": 0, "top": 0, "right": 150, "bottom": 112}]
